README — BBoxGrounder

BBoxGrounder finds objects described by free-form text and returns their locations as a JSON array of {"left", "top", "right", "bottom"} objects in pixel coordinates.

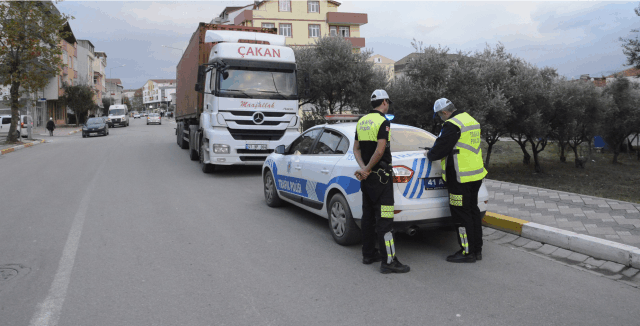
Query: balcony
[
  {"left": 234, "top": 10, "right": 253, "bottom": 26},
  {"left": 345, "top": 37, "right": 365, "bottom": 48},
  {"left": 326, "top": 12, "right": 368, "bottom": 25}
]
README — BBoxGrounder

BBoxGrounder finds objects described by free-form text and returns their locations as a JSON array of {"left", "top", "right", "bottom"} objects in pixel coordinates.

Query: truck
[{"left": 175, "top": 23, "right": 301, "bottom": 173}]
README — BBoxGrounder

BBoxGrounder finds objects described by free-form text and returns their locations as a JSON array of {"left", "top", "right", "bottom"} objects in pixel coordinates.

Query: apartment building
[
  {"left": 367, "top": 54, "right": 395, "bottom": 81},
  {"left": 211, "top": 0, "right": 367, "bottom": 50},
  {"left": 142, "top": 79, "right": 176, "bottom": 111},
  {"left": 105, "top": 79, "right": 125, "bottom": 105},
  {"left": 94, "top": 52, "right": 107, "bottom": 108}
]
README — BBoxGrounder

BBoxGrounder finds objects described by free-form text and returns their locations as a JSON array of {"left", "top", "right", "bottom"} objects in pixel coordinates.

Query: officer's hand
[
  {"left": 355, "top": 169, "right": 370, "bottom": 180},
  {"left": 423, "top": 150, "right": 429, "bottom": 157}
]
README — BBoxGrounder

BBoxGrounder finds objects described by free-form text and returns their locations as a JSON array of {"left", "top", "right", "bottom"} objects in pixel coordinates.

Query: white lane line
[{"left": 29, "top": 171, "right": 101, "bottom": 326}]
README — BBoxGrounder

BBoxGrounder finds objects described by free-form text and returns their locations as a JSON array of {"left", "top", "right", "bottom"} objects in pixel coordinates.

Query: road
[{"left": 0, "top": 118, "right": 638, "bottom": 326}]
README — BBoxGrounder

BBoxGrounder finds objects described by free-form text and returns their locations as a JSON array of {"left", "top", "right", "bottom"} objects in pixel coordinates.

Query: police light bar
[
  {"left": 324, "top": 114, "right": 363, "bottom": 121},
  {"left": 385, "top": 114, "right": 395, "bottom": 121}
]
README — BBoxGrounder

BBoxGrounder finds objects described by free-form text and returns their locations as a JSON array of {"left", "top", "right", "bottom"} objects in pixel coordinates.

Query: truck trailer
[{"left": 175, "top": 23, "right": 301, "bottom": 173}]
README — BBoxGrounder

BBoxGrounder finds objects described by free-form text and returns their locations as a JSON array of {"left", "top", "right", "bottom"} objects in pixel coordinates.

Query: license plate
[
  {"left": 245, "top": 144, "right": 267, "bottom": 150},
  {"left": 424, "top": 177, "right": 446, "bottom": 190},
  {"left": 90, "top": 133, "right": 97, "bottom": 136}
]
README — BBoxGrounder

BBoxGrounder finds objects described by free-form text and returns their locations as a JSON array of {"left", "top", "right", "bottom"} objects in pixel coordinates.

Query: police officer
[
  {"left": 425, "top": 98, "right": 487, "bottom": 263},
  {"left": 354, "top": 89, "right": 410, "bottom": 274}
]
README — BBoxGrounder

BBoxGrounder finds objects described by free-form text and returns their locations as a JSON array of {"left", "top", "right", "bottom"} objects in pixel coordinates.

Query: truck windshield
[
  {"left": 218, "top": 68, "right": 297, "bottom": 100},
  {"left": 109, "top": 109, "right": 125, "bottom": 116}
]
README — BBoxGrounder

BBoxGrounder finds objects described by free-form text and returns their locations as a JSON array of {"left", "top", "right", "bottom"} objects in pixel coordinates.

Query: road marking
[{"left": 29, "top": 163, "right": 103, "bottom": 326}]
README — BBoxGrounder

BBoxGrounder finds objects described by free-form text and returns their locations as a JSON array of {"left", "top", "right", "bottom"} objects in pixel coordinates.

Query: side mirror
[
  {"left": 222, "top": 71, "right": 229, "bottom": 80},
  {"left": 275, "top": 145, "right": 286, "bottom": 155},
  {"left": 194, "top": 84, "right": 202, "bottom": 92}
]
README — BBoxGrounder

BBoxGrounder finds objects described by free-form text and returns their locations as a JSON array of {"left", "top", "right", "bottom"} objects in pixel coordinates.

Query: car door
[
  {"left": 298, "top": 128, "right": 350, "bottom": 210},
  {"left": 274, "top": 128, "right": 322, "bottom": 203}
]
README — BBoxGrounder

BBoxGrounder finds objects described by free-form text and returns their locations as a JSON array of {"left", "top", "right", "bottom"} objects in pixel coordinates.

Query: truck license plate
[
  {"left": 424, "top": 177, "right": 446, "bottom": 190},
  {"left": 246, "top": 144, "right": 267, "bottom": 150}
]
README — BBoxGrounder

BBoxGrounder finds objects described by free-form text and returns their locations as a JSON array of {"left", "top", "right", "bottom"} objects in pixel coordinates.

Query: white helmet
[
  {"left": 433, "top": 98, "right": 453, "bottom": 118},
  {"left": 371, "top": 89, "right": 392, "bottom": 103}
]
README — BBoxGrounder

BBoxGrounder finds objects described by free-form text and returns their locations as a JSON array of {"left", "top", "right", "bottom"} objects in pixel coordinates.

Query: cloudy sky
[{"left": 57, "top": 1, "right": 640, "bottom": 90}]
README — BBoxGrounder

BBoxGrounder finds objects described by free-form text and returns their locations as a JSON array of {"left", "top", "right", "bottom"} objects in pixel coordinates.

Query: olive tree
[{"left": 600, "top": 76, "right": 640, "bottom": 163}]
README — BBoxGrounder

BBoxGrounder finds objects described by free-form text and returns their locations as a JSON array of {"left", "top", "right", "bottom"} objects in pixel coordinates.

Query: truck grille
[
  {"left": 236, "top": 149, "right": 274, "bottom": 154},
  {"left": 220, "top": 110, "right": 287, "bottom": 117},
  {"left": 235, "top": 120, "right": 281, "bottom": 126},
  {"left": 227, "top": 129, "right": 285, "bottom": 141},
  {"left": 239, "top": 156, "right": 268, "bottom": 162}
]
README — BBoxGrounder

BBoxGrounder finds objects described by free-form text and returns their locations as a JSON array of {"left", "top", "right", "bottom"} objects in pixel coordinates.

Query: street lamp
[
  {"left": 109, "top": 64, "right": 126, "bottom": 104},
  {"left": 162, "top": 45, "right": 184, "bottom": 55}
]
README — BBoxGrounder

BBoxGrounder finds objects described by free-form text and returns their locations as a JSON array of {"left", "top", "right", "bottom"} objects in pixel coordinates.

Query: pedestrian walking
[
  {"left": 354, "top": 89, "right": 410, "bottom": 274},
  {"left": 46, "top": 117, "right": 56, "bottom": 137},
  {"left": 425, "top": 98, "right": 487, "bottom": 263}
]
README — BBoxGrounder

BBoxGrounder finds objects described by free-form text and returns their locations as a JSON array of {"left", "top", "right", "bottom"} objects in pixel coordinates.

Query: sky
[{"left": 56, "top": 0, "right": 640, "bottom": 90}]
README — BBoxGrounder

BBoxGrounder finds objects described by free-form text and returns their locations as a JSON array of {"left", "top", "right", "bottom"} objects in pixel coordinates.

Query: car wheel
[
  {"left": 147, "top": 122, "right": 149, "bottom": 125},
  {"left": 82, "top": 133, "right": 86, "bottom": 138},
  {"left": 328, "top": 193, "right": 361, "bottom": 246},
  {"left": 264, "top": 171, "right": 283, "bottom": 207},
  {"left": 199, "top": 140, "right": 216, "bottom": 173}
]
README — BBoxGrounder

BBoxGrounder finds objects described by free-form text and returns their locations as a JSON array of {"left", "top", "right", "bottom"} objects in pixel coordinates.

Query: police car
[{"left": 262, "top": 117, "right": 489, "bottom": 246}]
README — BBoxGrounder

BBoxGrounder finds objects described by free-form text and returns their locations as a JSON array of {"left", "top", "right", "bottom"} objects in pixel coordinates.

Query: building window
[
  {"left": 376, "top": 58, "right": 381, "bottom": 63},
  {"left": 339, "top": 26, "right": 350, "bottom": 37},
  {"left": 262, "top": 23, "right": 275, "bottom": 29},
  {"left": 279, "top": 0, "right": 291, "bottom": 12},
  {"left": 279, "top": 23, "right": 292, "bottom": 37},
  {"left": 330, "top": 26, "right": 337, "bottom": 36},
  {"left": 308, "top": 24, "right": 320, "bottom": 38},
  {"left": 308, "top": 1, "right": 319, "bottom": 13}
]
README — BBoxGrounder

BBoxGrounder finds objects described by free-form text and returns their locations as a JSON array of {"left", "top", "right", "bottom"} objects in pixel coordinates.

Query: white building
[{"left": 142, "top": 79, "right": 176, "bottom": 111}]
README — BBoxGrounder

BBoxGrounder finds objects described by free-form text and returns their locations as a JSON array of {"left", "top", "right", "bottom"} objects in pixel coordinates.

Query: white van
[
  {"left": 107, "top": 104, "right": 129, "bottom": 127},
  {"left": 0, "top": 115, "right": 31, "bottom": 138}
]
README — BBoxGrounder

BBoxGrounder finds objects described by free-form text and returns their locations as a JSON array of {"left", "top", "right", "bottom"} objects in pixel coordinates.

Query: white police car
[{"left": 262, "top": 120, "right": 489, "bottom": 246}]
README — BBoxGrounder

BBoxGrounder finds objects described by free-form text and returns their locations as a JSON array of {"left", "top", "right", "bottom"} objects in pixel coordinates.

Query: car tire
[
  {"left": 147, "top": 122, "right": 149, "bottom": 125},
  {"left": 199, "top": 140, "right": 216, "bottom": 173},
  {"left": 264, "top": 170, "right": 283, "bottom": 207},
  {"left": 328, "top": 193, "right": 361, "bottom": 246},
  {"left": 82, "top": 133, "right": 86, "bottom": 138}
]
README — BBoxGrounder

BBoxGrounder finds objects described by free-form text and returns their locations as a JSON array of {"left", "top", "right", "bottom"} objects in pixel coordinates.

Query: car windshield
[
  {"left": 87, "top": 118, "right": 103, "bottom": 124},
  {"left": 109, "top": 109, "right": 125, "bottom": 115},
  {"left": 390, "top": 127, "right": 437, "bottom": 152},
  {"left": 218, "top": 68, "right": 297, "bottom": 99}
]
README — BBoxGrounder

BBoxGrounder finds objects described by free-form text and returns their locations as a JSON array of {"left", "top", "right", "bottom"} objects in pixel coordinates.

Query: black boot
[
  {"left": 380, "top": 257, "right": 410, "bottom": 274},
  {"left": 475, "top": 250, "right": 482, "bottom": 261},
  {"left": 446, "top": 249, "right": 476, "bottom": 263},
  {"left": 362, "top": 251, "right": 382, "bottom": 265}
]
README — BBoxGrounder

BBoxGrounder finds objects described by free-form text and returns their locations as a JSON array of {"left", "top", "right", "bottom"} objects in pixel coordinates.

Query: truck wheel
[
  {"left": 199, "top": 140, "right": 216, "bottom": 173},
  {"left": 328, "top": 193, "right": 361, "bottom": 246},
  {"left": 264, "top": 170, "right": 283, "bottom": 207},
  {"left": 189, "top": 132, "right": 199, "bottom": 161}
]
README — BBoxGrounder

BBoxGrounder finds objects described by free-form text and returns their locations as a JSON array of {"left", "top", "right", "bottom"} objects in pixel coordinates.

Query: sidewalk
[
  {"left": 484, "top": 179, "right": 640, "bottom": 247},
  {"left": 0, "top": 126, "right": 81, "bottom": 153}
]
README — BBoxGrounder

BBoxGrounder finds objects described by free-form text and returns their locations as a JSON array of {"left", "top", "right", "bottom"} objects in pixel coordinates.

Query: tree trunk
[
  {"left": 529, "top": 138, "right": 546, "bottom": 173},
  {"left": 572, "top": 145, "right": 585, "bottom": 168},
  {"left": 612, "top": 142, "right": 621, "bottom": 164},
  {"left": 7, "top": 80, "right": 22, "bottom": 143},
  {"left": 485, "top": 142, "right": 494, "bottom": 168},
  {"left": 511, "top": 134, "right": 531, "bottom": 165},
  {"left": 559, "top": 140, "right": 567, "bottom": 163}
]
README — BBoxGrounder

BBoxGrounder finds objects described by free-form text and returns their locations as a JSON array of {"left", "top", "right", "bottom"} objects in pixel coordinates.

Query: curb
[
  {"left": 482, "top": 211, "right": 640, "bottom": 269},
  {"left": 0, "top": 139, "right": 46, "bottom": 155}
]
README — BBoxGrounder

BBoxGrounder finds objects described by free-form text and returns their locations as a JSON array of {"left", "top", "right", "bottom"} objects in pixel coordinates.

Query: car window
[
  {"left": 390, "top": 127, "right": 437, "bottom": 152},
  {"left": 87, "top": 118, "right": 103, "bottom": 124},
  {"left": 289, "top": 129, "right": 321, "bottom": 155},
  {"left": 312, "top": 129, "right": 345, "bottom": 155},
  {"left": 2, "top": 117, "right": 11, "bottom": 124},
  {"left": 335, "top": 137, "right": 350, "bottom": 154}
]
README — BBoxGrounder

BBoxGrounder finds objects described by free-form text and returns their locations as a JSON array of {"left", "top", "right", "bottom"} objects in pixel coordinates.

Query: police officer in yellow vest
[
  {"left": 354, "top": 89, "right": 410, "bottom": 273},
  {"left": 426, "top": 98, "right": 487, "bottom": 263}
]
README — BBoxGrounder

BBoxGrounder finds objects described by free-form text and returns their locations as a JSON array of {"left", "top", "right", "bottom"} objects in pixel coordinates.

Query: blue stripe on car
[
  {"left": 403, "top": 158, "right": 418, "bottom": 197},
  {"left": 409, "top": 158, "right": 425, "bottom": 198}
]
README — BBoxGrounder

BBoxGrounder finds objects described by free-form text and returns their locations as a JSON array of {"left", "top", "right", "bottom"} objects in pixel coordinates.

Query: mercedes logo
[{"left": 252, "top": 112, "right": 265, "bottom": 124}]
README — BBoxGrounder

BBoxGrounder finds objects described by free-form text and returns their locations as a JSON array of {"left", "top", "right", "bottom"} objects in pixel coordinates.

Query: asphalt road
[{"left": 1, "top": 118, "right": 638, "bottom": 326}]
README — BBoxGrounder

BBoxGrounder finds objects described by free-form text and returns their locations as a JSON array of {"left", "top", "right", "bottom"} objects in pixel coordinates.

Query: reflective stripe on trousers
[
  {"left": 458, "top": 227, "right": 469, "bottom": 254},
  {"left": 384, "top": 232, "right": 395, "bottom": 264}
]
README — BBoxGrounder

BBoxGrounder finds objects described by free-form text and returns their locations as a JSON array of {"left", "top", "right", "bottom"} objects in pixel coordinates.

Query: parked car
[
  {"left": 147, "top": 113, "right": 161, "bottom": 125},
  {"left": 82, "top": 117, "right": 109, "bottom": 138},
  {"left": 262, "top": 122, "right": 489, "bottom": 245},
  {"left": 0, "top": 115, "right": 18, "bottom": 138},
  {"left": 19, "top": 115, "right": 33, "bottom": 138},
  {"left": 0, "top": 115, "right": 31, "bottom": 138},
  {"left": 133, "top": 112, "right": 141, "bottom": 119}
]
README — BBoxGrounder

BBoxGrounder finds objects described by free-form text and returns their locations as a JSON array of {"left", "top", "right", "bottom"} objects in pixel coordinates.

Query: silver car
[{"left": 147, "top": 113, "right": 161, "bottom": 125}]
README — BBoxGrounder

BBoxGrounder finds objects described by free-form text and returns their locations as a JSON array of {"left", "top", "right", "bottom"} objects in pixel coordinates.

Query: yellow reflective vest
[{"left": 441, "top": 112, "right": 487, "bottom": 183}]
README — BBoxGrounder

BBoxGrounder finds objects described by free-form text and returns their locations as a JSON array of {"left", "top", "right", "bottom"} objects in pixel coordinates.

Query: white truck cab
[
  {"left": 193, "top": 31, "right": 300, "bottom": 172},
  {"left": 107, "top": 104, "right": 129, "bottom": 127}
]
